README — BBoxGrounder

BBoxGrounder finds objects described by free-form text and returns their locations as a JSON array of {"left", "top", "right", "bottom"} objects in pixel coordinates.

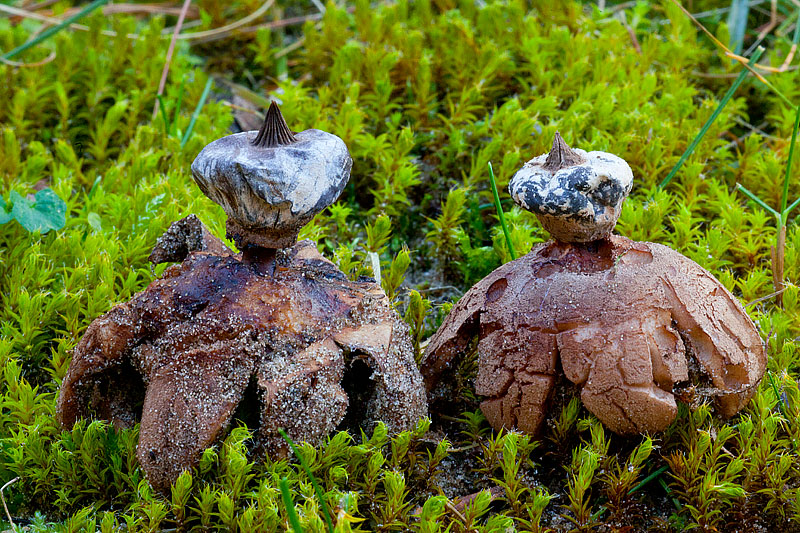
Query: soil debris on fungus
[
  {"left": 57, "top": 103, "right": 426, "bottom": 492},
  {"left": 422, "top": 134, "right": 766, "bottom": 436}
]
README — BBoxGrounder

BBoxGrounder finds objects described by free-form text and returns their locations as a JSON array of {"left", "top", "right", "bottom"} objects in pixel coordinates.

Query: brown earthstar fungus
[
  {"left": 421, "top": 133, "right": 765, "bottom": 436},
  {"left": 57, "top": 102, "right": 426, "bottom": 492}
]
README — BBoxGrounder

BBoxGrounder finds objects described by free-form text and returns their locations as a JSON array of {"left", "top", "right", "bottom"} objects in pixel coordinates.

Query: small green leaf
[
  {"left": 10, "top": 189, "right": 67, "bottom": 233},
  {"left": 0, "top": 195, "right": 11, "bottom": 225}
]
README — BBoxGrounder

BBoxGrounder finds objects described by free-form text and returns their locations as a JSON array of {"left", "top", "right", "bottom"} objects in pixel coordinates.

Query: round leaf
[{"left": 10, "top": 189, "right": 67, "bottom": 233}]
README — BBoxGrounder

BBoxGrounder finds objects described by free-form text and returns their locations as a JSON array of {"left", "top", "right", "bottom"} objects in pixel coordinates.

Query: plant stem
[
  {"left": 279, "top": 477, "right": 304, "bottom": 533},
  {"left": 488, "top": 162, "right": 516, "bottom": 261},
  {"left": 781, "top": 104, "right": 800, "bottom": 218},
  {"left": 279, "top": 429, "right": 334, "bottom": 533},
  {"left": 0, "top": 0, "right": 110, "bottom": 61},
  {"left": 786, "top": 195, "right": 800, "bottom": 217},
  {"left": 771, "top": 222, "right": 786, "bottom": 306},
  {"left": 736, "top": 184, "right": 780, "bottom": 217},
  {"left": 628, "top": 465, "right": 670, "bottom": 495},
  {"left": 659, "top": 47, "right": 764, "bottom": 189}
]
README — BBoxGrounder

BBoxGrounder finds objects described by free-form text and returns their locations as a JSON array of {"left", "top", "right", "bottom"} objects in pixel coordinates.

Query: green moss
[{"left": 2, "top": 0, "right": 800, "bottom": 530}]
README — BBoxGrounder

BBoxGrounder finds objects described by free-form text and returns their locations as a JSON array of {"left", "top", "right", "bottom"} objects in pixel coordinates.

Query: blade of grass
[
  {"left": 279, "top": 429, "right": 334, "bottom": 533},
  {"left": 736, "top": 184, "right": 781, "bottom": 217},
  {"left": 488, "top": 162, "right": 516, "bottom": 261},
  {"left": 767, "top": 370, "right": 788, "bottom": 417},
  {"left": 0, "top": 0, "right": 109, "bottom": 61},
  {"left": 180, "top": 77, "right": 214, "bottom": 149},
  {"left": 279, "top": 477, "right": 304, "bottom": 533},
  {"left": 794, "top": 8, "right": 800, "bottom": 45},
  {"left": 628, "top": 465, "right": 670, "bottom": 495},
  {"left": 172, "top": 76, "right": 186, "bottom": 136},
  {"left": 156, "top": 95, "right": 171, "bottom": 135},
  {"left": 780, "top": 104, "right": 800, "bottom": 219},
  {"left": 659, "top": 46, "right": 764, "bottom": 189}
]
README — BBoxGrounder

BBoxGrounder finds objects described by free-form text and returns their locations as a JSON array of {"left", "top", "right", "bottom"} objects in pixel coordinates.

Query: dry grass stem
[
  {"left": 0, "top": 477, "right": 19, "bottom": 533},
  {"left": 151, "top": 0, "right": 193, "bottom": 120},
  {"left": 0, "top": 49, "right": 55, "bottom": 66},
  {"left": 174, "top": 0, "right": 275, "bottom": 41}
]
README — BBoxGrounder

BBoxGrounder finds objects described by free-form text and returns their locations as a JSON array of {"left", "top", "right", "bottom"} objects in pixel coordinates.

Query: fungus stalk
[{"left": 242, "top": 245, "right": 278, "bottom": 275}]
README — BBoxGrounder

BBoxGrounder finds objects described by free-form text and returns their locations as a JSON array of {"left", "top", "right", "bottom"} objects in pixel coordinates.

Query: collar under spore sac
[{"left": 252, "top": 101, "right": 298, "bottom": 148}]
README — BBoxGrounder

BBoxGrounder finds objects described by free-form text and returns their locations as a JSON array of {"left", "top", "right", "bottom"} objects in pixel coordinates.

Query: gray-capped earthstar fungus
[
  {"left": 191, "top": 100, "right": 353, "bottom": 252},
  {"left": 421, "top": 133, "right": 766, "bottom": 436},
  {"left": 57, "top": 101, "right": 427, "bottom": 492}
]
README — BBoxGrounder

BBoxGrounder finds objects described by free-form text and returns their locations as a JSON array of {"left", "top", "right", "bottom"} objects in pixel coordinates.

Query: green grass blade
[
  {"left": 181, "top": 78, "right": 214, "bottom": 149},
  {"left": 767, "top": 371, "right": 788, "bottom": 417},
  {"left": 658, "top": 477, "right": 682, "bottom": 511},
  {"left": 279, "top": 477, "right": 304, "bottom": 533},
  {"left": 279, "top": 429, "right": 334, "bottom": 533},
  {"left": 488, "top": 162, "right": 517, "bottom": 261},
  {"left": 156, "top": 95, "right": 171, "bottom": 135},
  {"left": 1, "top": 0, "right": 110, "bottom": 61},
  {"left": 785, "top": 196, "right": 800, "bottom": 218},
  {"left": 172, "top": 76, "right": 186, "bottom": 136},
  {"left": 736, "top": 184, "right": 780, "bottom": 217},
  {"left": 781, "top": 104, "right": 800, "bottom": 217},
  {"left": 659, "top": 46, "right": 764, "bottom": 189},
  {"left": 793, "top": 9, "right": 800, "bottom": 46},
  {"left": 628, "top": 465, "right": 669, "bottom": 495}
]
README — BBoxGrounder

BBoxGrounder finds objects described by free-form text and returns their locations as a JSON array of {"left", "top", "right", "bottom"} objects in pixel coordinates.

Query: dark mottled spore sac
[{"left": 592, "top": 176, "right": 626, "bottom": 206}]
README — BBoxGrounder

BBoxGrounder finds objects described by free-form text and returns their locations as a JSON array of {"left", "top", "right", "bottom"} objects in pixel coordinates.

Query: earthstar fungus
[
  {"left": 191, "top": 101, "right": 352, "bottom": 250},
  {"left": 58, "top": 102, "right": 426, "bottom": 491},
  {"left": 422, "top": 134, "right": 765, "bottom": 436}
]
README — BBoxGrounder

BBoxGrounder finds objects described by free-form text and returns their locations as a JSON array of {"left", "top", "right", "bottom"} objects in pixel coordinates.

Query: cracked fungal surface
[
  {"left": 421, "top": 235, "right": 765, "bottom": 435},
  {"left": 57, "top": 220, "right": 426, "bottom": 491}
]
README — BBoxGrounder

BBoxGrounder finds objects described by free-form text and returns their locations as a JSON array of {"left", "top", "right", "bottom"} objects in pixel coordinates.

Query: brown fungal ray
[
  {"left": 58, "top": 233, "right": 426, "bottom": 492},
  {"left": 421, "top": 235, "right": 765, "bottom": 435}
]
